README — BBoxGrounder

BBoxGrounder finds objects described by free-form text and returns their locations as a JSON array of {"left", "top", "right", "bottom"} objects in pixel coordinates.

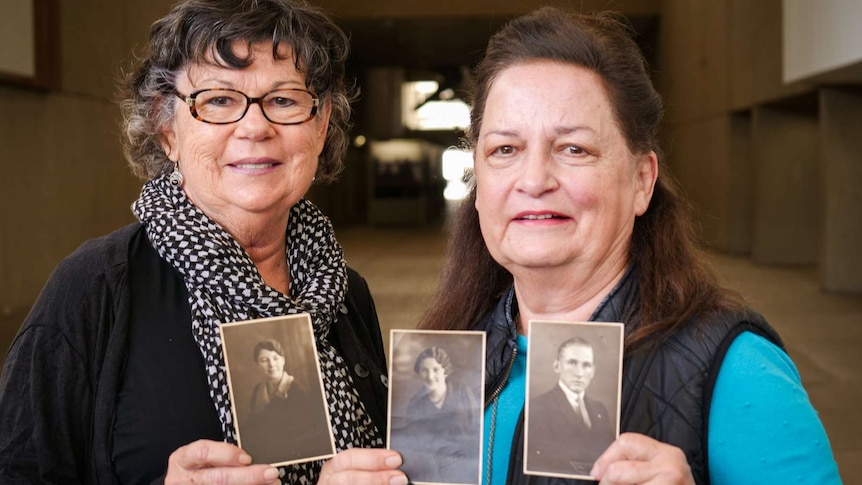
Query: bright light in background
[
  {"left": 442, "top": 148, "right": 473, "bottom": 200},
  {"left": 402, "top": 81, "right": 471, "bottom": 131},
  {"left": 415, "top": 101, "right": 471, "bottom": 130}
]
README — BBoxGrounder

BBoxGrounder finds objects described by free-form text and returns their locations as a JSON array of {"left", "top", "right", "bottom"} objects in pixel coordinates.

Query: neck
[
  {"left": 512, "top": 260, "right": 628, "bottom": 335},
  {"left": 217, "top": 212, "right": 291, "bottom": 295},
  {"left": 428, "top": 386, "right": 447, "bottom": 406},
  {"left": 267, "top": 372, "right": 285, "bottom": 387}
]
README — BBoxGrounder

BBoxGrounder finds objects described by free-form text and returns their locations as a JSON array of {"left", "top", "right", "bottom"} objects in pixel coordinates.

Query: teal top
[
  {"left": 482, "top": 335, "right": 528, "bottom": 485},
  {"left": 481, "top": 332, "right": 842, "bottom": 484},
  {"left": 709, "top": 332, "right": 842, "bottom": 484}
]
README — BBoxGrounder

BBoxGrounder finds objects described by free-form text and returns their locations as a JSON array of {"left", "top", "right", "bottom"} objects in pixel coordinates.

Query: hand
[
  {"left": 317, "top": 448, "right": 408, "bottom": 485},
  {"left": 165, "top": 439, "right": 281, "bottom": 485},
  {"left": 590, "top": 433, "right": 694, "bottom": 485}
]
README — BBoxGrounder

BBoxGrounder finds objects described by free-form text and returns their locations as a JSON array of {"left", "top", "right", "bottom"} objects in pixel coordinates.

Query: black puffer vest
[{"left": 477, "top": 269, "right": 784, "bottom": 485}]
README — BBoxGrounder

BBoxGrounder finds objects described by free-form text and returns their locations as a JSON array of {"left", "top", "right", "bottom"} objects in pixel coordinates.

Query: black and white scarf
[{"left": 132, "top": 175, "right": 382, "bottom": 483}]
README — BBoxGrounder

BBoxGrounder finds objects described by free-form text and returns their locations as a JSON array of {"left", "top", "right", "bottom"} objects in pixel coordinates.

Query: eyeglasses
[{"left": 173, "top": 88, "right": 319, "bottom": 125}]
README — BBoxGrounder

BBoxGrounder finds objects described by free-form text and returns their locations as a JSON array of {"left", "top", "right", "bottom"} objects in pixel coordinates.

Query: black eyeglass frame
[{"left": 173, "top": 87, "right": 320, "bottom": 125}]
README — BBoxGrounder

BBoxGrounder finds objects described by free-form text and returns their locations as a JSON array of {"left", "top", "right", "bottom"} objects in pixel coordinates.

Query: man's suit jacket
[{"left": 526, "top": 385, "right": 615, "bottom": 476}]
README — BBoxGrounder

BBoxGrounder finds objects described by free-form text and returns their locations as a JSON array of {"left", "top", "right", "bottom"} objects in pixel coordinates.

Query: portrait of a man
[{"left": 525, "top": 321, "right": 622, "bottom": 479}]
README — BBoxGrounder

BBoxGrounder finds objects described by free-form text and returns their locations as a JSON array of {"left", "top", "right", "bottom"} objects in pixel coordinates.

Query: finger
[
  {"left": 184, "top": 464, "right": 281, "bottom": 485},
  {"left": 318, "top": 468, "right": 409, "bottom": 485},
  {"left": 598, "top": 459, "right": 692, "bottom": 485},
  {"left": 322, "top": 448, "right": 403, "bottom": 474},
  {"left": 591, "top": 432, "right": 658, "bottom": 476},
  {"left": 318, "top": 448, "right": 407, "bottom": 485},
  {"left": 170, "top": 440, "right": 253, "bottom": 471},
  {"left": 591, "top": 434, "right": 692, "bottom": 485},
  {"left": 603, "top": 433, "right": 663, "bottom": 462}
]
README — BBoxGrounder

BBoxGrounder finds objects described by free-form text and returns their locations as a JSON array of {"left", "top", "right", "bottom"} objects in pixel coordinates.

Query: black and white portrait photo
[
  {"left": 220, "top": 313, "right": 335, "bottom": 466},
  {"left": 388, "top": 330, "right": 486, "bottom": 485},
  {"left": 524, "top": 320, "right": 623, "bottom": 480}
]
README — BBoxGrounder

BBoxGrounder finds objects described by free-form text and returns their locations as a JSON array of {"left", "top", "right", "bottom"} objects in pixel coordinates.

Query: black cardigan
[{"left": 0, "top": 223, "right": 389, "bottom": 485}]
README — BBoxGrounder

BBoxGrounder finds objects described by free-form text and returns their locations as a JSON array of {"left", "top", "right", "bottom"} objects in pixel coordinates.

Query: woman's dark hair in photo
[
  {"left": 413, "top": 346, "right": 453, "bottom": 375},
  {"left": 253, "top": 338, "right": 286, "bottom": 361}
]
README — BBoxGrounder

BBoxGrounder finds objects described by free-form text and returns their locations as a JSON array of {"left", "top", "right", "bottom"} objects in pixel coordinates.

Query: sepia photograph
[
  {"left": 220, "top": 313, "right": 335, "bottom": 467},
  {"left": 524, "top": 320, "right": 624, "bottom": 480},
  {"left": 388, "top": 330, "right": 486, "bottom": 485}
]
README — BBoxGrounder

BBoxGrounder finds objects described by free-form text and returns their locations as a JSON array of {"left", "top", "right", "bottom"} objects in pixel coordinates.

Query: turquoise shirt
[
  {"left": 481, "top": 332, "right": 842, "bottom": 484},
  {"left": 482, "top": 335, "right": 528, "bottom": 485},
  {"left": 709, "top": 332, "right": 842, "bottom": 484}
]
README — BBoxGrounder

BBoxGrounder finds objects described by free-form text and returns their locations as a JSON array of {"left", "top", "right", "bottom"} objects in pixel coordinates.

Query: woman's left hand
[{"left": 589, "top": 432, "right": 694, "bottom": 485}]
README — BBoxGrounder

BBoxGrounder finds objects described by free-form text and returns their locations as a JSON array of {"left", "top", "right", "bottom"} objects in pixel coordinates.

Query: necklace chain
[{"left": 485, "top": 396, "right": 498, "bottom": 485}]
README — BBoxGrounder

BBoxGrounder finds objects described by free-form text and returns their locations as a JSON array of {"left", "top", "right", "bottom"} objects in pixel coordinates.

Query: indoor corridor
[{"left": 336, "top": 221, "right": 862, "bottom": 484}]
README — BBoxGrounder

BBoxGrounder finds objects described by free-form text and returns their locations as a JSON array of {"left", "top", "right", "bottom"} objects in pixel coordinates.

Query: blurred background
[{"left": 1, "top": 0, "right": 861, "bottom": 481}]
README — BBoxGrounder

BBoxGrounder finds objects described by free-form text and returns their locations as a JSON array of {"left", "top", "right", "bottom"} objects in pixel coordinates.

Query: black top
[
  {"left": 0, "top": 223, "right": 389, "bottom": 485},
  {"left": 112, "top": 232, "right": 222, "bottom": 485}
]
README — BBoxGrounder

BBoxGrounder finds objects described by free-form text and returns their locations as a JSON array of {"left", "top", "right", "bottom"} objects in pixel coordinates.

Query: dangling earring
[{"left": 168, "top": 161, "right": 184, "bottom": 187}]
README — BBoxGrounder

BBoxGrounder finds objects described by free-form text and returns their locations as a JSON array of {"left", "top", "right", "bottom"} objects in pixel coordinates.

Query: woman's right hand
[
  {"left": 590, "top": 433, "right": 694, "bottom": 485},
  {"left": 317, "top": 448, "right": 408, "bottom": 485},
  {"left": 165, "top": 439, "right": 281, "bottom": 485}
]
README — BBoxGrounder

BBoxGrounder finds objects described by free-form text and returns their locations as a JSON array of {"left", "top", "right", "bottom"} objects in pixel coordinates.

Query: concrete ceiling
[{"left": 336, "top": 14, "right": 658, "bottom": 72}]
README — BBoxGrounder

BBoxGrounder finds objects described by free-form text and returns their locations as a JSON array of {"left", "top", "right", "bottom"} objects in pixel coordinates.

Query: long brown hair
[{"left": 418, "top": 7, "right": 743, "bottom": 352}]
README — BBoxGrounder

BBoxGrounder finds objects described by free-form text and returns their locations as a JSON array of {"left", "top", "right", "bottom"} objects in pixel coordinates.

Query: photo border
[
  {"left": 523, "top": 320, "right": 624, "bottom": 480},
  {"left": 220, "top": 313, "right": 336, "bottom": 467},
  {"left": 387, "top": 329, "right": 487, "bottom": 485}
]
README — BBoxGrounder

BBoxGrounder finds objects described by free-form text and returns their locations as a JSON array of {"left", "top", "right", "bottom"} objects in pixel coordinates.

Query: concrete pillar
[
  {"left": 726, "top": 112, "right": 754, "bottom": 254},
  {"left": 819, "top": 87, "right": 862, "bottom": 293},
  {"left": 362, "top": 67, "right": 406, "bottom": 140},
  {"left": 750, "top": 104, "right": 820, "bottom": 264}
]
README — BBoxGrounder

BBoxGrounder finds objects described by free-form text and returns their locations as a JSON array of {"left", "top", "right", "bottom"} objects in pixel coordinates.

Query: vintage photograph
[
  {"left": 220, "top": 313, "right": 335, "bottom": 466},
  {"left": 524, "top": 320, "right": 624, "bottom": 480},
  {"left": 388, "top": 330, "right": 486, "bottom": 485}
]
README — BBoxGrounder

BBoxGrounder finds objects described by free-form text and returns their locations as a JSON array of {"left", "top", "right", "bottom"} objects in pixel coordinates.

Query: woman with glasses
[{"left": 0, "top": 1, "right": 405, "bottom": 484}]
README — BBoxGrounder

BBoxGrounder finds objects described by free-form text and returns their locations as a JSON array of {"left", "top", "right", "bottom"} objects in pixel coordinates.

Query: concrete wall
[
  {"left": 819, "top": 88, "right": 862, "bottom": 293},
  {"left": 658, "top": 0, "right": 814, "bottom": 254},
  {"left": 0, "top": 1, "right": 180, "bottom": 357},
  {"left": 315, "top": 0, "right": 658, "bottom": 18},
  {"left": 659, "top": 0, "right": 862, "bottom": 293}
]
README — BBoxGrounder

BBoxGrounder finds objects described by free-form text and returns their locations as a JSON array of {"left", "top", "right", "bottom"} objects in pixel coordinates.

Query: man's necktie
[{"left": 577, "top": 394, "right": 592, "bottom": 429}]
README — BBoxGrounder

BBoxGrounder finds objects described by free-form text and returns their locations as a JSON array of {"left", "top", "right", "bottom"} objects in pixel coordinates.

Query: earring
[{"left": 168, "top": 161, "right": 184, "bottom": 187}]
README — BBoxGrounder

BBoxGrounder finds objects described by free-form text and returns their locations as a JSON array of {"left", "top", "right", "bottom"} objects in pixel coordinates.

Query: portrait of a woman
[
  {"left": 249, "top": 339, "right": 309, "bottom": 416},
  {"left": 241, "top": 338, "right": 331, "bottom": 465},
  {"left": 393, "top": 346, "right": 480, "bottom": 484}
]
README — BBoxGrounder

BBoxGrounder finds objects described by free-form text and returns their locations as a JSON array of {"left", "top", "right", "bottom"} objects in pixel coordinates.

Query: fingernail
[
  {"left": 239, "top": 453, "right": 252, "bottom": 465},
  {"left": 390, "top": 474, "right": 409, "bottom": 485},
  {"left": 385, "top": 452, "right": 402, "bottom": 468},
  {"left": 264, "top": 467, "right": 280, "bottom": 480},
  {"left": 589, "top": 463, "right": 600, "bottom": 477}
]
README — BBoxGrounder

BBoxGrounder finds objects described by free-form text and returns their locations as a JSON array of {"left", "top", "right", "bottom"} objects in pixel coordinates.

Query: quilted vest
[{"left": 480, "top": 269, "right": 784, "bottom": 485}]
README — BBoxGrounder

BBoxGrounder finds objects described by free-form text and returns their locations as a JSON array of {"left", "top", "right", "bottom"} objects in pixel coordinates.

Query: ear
[
  {"left": 553, "top": 359, "right": 561, "bottom": 374},
  {"left": 633, "top": 151, "right": 658, "bottom": 216},
  {"left": 160, "top": 119, "right": 179, "bottom": 163},
  {"left": 315, "top": 97, "right": 332, "bottom": 141}
]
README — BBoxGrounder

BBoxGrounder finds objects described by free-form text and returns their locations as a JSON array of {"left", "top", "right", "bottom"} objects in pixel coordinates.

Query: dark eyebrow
[
  {"left": 554, "top": 125, "right": 596, "bottom": 136},
  {"left": 484, "top": 129, "right": 520, "bottom": 138}
]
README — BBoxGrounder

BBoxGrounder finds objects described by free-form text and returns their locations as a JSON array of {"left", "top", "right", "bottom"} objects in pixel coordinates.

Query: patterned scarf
[{"left": 132, "top": 175, "right": 382, "bottom": 483}]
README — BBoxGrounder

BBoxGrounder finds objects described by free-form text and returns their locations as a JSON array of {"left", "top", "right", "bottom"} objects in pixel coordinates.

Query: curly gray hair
[{"left": 119, "top": 0, "right": 355, "bottom": 182}]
